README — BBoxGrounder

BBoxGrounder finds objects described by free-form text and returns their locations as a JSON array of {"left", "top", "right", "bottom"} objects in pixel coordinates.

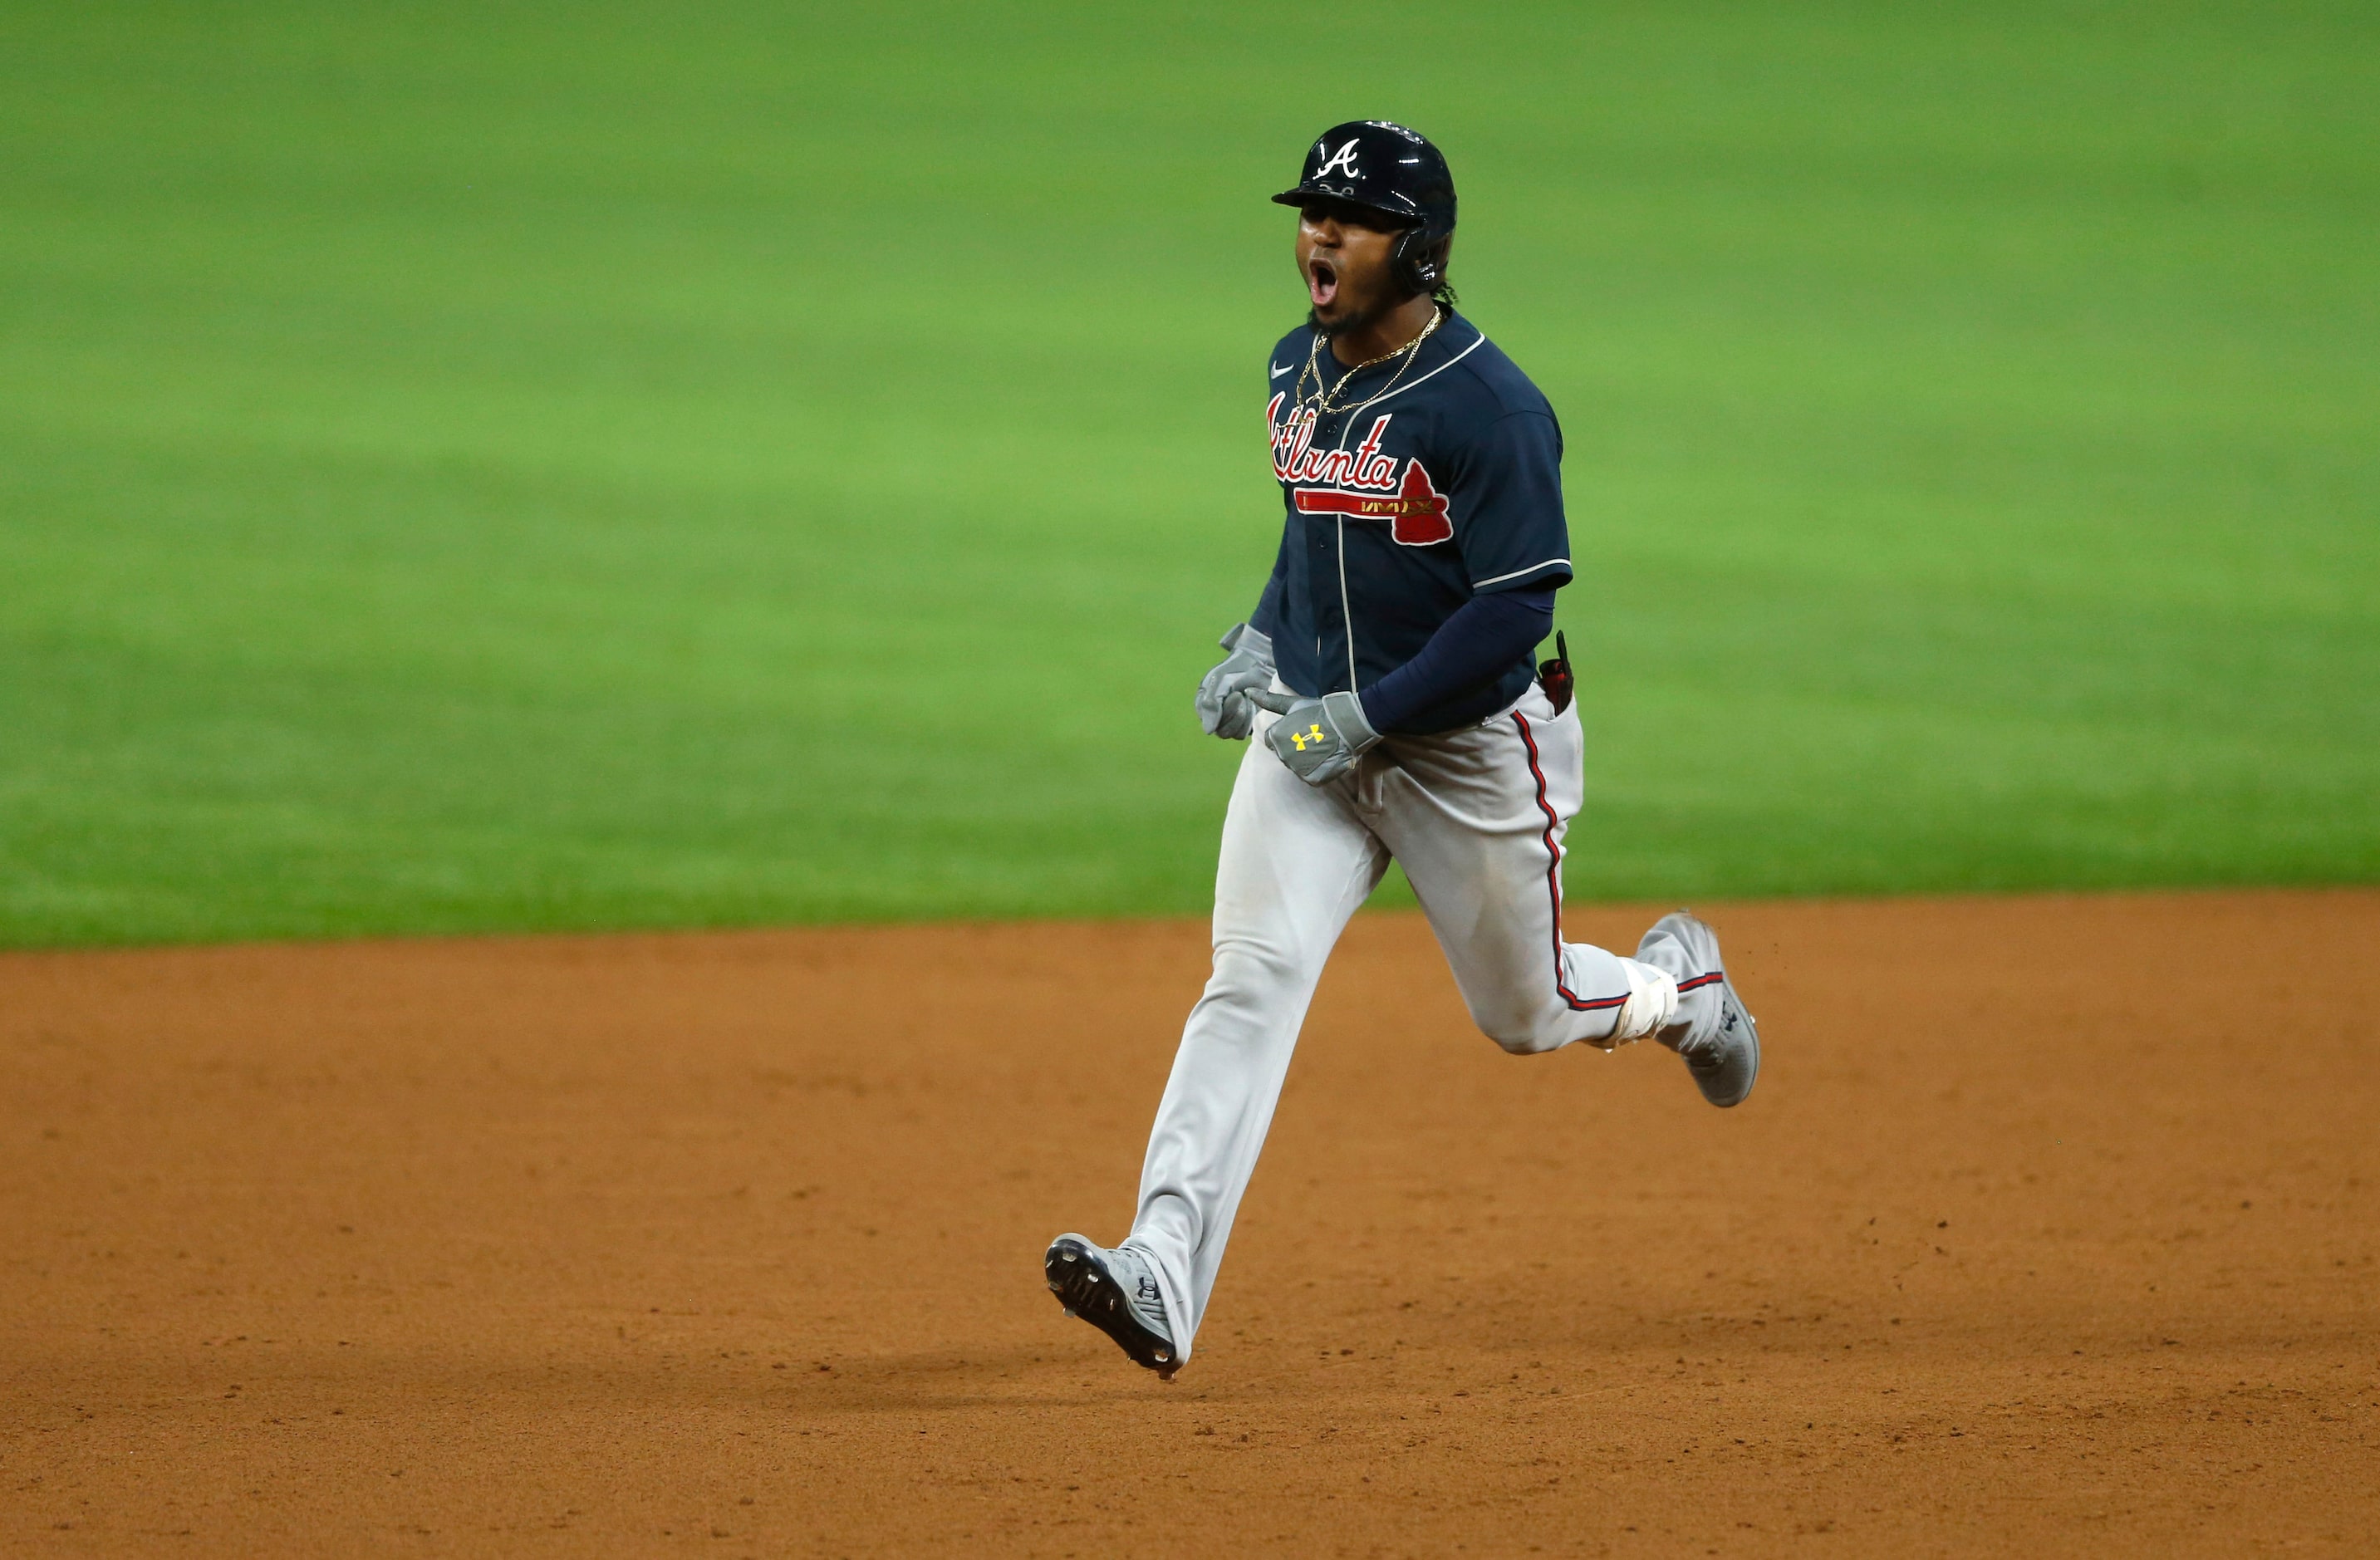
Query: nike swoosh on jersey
[{"left": 1270, "top": 363, "right": 1294, "bottom": 378}]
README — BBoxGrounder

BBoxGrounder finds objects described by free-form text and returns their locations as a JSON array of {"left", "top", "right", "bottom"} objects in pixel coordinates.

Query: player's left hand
[
  {"left": 1195, "top": 623, "right": 1275, "bottom": 741},
  {"left": 1249, "top": 688, "right": 1381, "bottom": 785}
]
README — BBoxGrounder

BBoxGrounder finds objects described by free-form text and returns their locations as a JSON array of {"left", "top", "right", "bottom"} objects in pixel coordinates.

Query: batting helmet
[{"left": 1272, "top": 120, "right": 1457, "bottom": 297}]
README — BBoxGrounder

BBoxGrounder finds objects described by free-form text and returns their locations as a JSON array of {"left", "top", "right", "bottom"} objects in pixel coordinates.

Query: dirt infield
[{"left": 3, "top": 891, "right": 2376, "bottom": 1557}]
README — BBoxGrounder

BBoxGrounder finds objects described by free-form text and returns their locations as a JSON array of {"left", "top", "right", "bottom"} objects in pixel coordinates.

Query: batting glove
[
  {"left": 1194, "top": 622, "right": 1275, "bottom": 741},
  {"left": 1249, "top": 687, "right": 1381, "bottom": 785}
]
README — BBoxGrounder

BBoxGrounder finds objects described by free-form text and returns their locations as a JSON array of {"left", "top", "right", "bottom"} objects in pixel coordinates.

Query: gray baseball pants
[{"left": 1122, "top": 680, "right": 1654, "bottom": 1359}]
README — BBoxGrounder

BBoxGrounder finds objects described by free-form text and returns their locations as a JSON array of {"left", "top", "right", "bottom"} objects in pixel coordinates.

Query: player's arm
[
  {"left": 1254, "top": 588, "right": 1554, "bottom": 782},
  {"left": 1195, "top": 527, "right": 1293, "bottom": 740},
  {"left": 1248, "top": 530, "right": 1288, "bottom": 640},
  {"left": 1355, "top": 587, "right": 1555, "bottom": 733},
  {"left": 1362, "top": 407, "right": 1570, "bottom": 733}
]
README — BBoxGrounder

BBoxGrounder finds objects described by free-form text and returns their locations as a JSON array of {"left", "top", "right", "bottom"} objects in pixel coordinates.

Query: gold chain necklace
[{"left": 1293, "top": 306, "right": 1445, "bottom": 417}]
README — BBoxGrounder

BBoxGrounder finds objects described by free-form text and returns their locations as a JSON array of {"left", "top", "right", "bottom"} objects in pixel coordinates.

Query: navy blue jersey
[{"left": 1254, "top": 312, "right": 1571, "bottom": 732}]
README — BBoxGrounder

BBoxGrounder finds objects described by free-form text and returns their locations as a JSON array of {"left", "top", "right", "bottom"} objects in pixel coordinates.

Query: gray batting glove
[
  {"left": 1195, "top": 622, "right": 1275, "bottom": 741},
  {"left": 1249, "top": 687, "right": 1381, "bottom": 785}
]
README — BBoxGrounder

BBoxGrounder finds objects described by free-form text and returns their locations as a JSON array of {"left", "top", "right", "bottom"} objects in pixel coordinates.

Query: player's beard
[{"left": 1308, "top": 295, "right": 1399, "bottom": 341}]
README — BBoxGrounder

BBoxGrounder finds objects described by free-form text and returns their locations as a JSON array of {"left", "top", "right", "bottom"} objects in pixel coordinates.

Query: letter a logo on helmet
[{"left": 1273, "top": 121, "right": 1457, "bottom": 292}]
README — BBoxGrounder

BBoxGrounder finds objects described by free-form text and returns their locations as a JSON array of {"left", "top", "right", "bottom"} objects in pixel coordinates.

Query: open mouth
[{"left": 1308, "top": 258, "right": 1338, "bottom": 310}]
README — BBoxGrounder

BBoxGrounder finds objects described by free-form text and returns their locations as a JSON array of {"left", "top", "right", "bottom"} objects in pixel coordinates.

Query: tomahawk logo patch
[
  {"left": 1268, "top": 395, "right": 1455, "bottom": 547},
  {"left": 1290, "top": 461, "right": 1452, "bottom": 546}
]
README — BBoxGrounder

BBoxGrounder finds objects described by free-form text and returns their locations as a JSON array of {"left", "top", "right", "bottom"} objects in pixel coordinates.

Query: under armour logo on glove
[{"left": 1249, "top": 689, "right": 1381, "bottom": 786}]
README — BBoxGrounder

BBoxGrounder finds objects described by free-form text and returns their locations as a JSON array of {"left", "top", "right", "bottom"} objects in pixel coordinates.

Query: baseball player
[{"left": 1046, "top": 121, "right": 1759, "bottom": 1378}]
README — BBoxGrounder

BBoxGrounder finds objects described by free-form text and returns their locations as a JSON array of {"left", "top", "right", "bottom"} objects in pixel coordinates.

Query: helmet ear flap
[{"left": 1392, "top": 228, "right": 1451, "bottom": 297}]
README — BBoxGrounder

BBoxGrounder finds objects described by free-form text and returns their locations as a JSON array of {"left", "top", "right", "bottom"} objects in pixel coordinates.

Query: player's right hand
[
  {"left": 1195, "top": 623, "right": 1275, "bottom": 740},
  {"left": 1249, "top": 687, "right": 1380, "bottom": 785}
]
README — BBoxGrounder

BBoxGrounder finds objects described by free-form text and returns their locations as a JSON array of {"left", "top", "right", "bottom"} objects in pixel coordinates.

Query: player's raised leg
[
  {"left": 1048, "top": 708, "right": 1386, "bottom": 1371},
  {"left": 1374, "top": 684, "right": 1758, "bottom": 1102},
  {"left": 1372, "top": 684, "right": 1649, "bottom": 1050}
]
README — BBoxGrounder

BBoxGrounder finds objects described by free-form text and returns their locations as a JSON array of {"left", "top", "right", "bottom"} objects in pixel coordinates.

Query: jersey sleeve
[
  {"left": 1248, "top": 522, "right": 1290, "bottom": 638},
  {"left": 1446, "top": 410, "right": 1572, "bottom": 594}
]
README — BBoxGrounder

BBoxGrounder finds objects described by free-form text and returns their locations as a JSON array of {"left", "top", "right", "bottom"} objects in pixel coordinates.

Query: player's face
[{"left": 1297, "top": 201, "right": 1405, "bottom": 337}]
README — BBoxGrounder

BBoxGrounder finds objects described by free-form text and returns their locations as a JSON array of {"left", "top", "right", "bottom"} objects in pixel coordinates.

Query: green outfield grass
[{"left": 2, "top": 1, "right": 2374, "bottom": 946}]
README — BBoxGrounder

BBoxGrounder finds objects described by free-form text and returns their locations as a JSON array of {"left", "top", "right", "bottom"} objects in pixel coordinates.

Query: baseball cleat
[
  {"left": 1044, "top": 1234, "right": 1179, "bottom": 1379},
  {"left": 1636, "top": 910, "right": 1760, "bottom": 1108}
]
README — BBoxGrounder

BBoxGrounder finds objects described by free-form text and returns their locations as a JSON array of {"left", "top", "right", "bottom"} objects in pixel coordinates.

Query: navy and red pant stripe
[{"left": 1510, "top": 712, "right": 1629, "bottom": 1015}]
